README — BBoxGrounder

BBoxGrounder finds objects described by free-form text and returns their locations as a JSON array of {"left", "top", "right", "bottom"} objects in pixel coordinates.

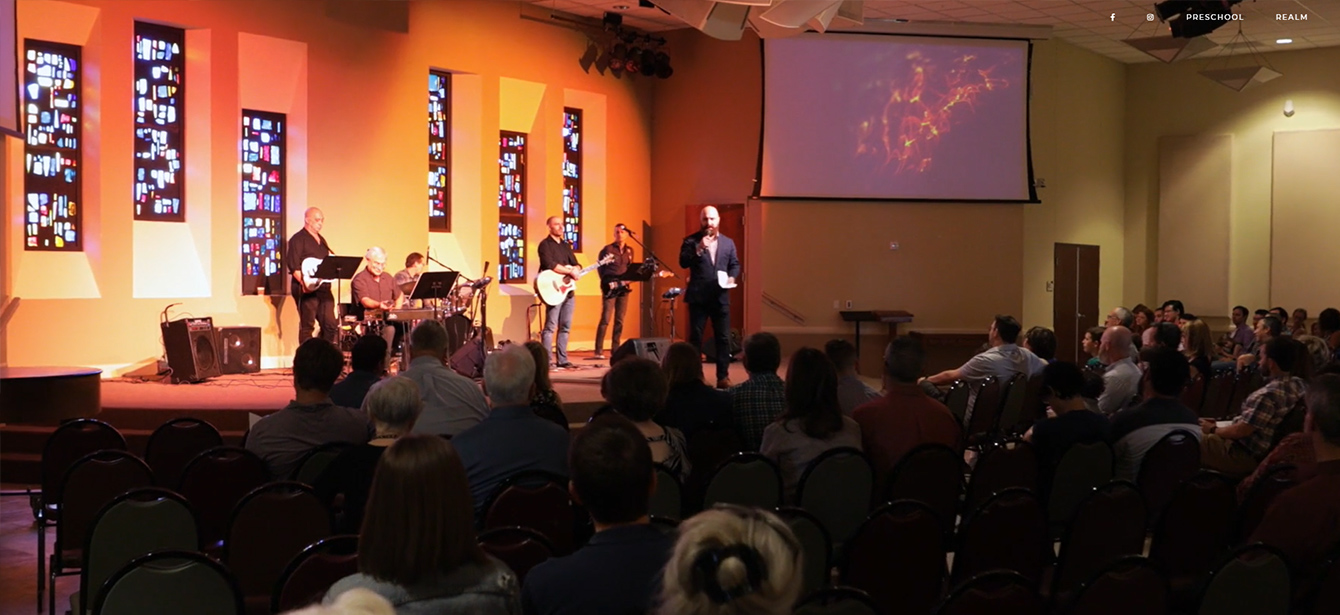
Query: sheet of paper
[
  {"left": 717, "top": 271, "right": 737, "bottom": 289},
  {"left": 1215, "top": 420, "right": 1233, "bottom": 430}
]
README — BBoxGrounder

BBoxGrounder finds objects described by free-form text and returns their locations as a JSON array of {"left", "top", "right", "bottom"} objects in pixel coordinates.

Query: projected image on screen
[{"left": 762, "top": 34, "right": 1032, "bottom": 202}]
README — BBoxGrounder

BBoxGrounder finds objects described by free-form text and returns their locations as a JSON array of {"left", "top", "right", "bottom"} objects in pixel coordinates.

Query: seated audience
[
  {"left": 315, "top": 376, "right": 422, "bottom": 534},
  {"left": 1270, "top": 307, "right": 1290, "bottom": 331},
  {"left": 330, "top": 335, "right": 387, "bottom": 409},
  {"left": 1080, "top": 370, "right": 1107, "bottom": 414},
  {"left": 1182, "top": 319, "right": 1215, "bottom": 379},
  {"left": 658, "top": 341, "right": 732, "bottom": 438},
  {"left": 1146, "top": 322, "right": 1183, "bottom": 350},
  {"left": 1105, "top": 306, "right": 1134, "bottom": 330},
  {"left": 1131, "top": 304, "right": 1156, "bottom": 338},
  {"left": 656, "top": 505, "right": 802, "bottom": 615},
  {"left": 1082, "top": 326, "right": 1105, "bottom": 369},
  {"left": 1097, "top": 326, "right": 1141, "bottom": 415},
  {"left": 1250, "top": 374, "right": 1340, "bottom": 578},
  {"left": 1318, "top": 308, "right": 1340, "bottom": 352},
  {"left": 1024, "top": 326, "right": 1058, "bottom": 365},
  {"left": 825, "top": 338, "right": 879, "bottom": 415},
  {"left": 760, "top": 348, "right": 862, "bottom": 500},
  {"left": 607, "top": 357, "right": 691, "bottom": 482},
  {"left": 730, "top": 332, "right": 787, "bottom": 451},
  {"left": 294, "top": 588, "right": 393, "bottom": 615},
  {"left": 453, "top": 345, "right": 569, "bottom": 518},
  {"left": 247, "top": 338, "right": 371, "bottom": 479},
  {"left": 522, "top": 415, "right": 675, "bottom": 615},
  {"left": 1109, "top": 347, "right": 1202, "bottom": 481},
  {"left": 1291, "top": 308, "right": 1310, "bottom": 339},
  {"left": 1297, "top": 334, "right": 1332, "bottom": 375},
  {"left": 921, "top": 315, "right": 1046, "bottom": 411},
  {"left": 400, "top": 320, "right": 490, "bottom": 437},
  {"left": 1161, "top": 300, "right": 1184, "bottom": 325},
  {"left": 1201, "top": 337, "right": 1309, "bottom": 478},
  {"left": 1237, "top": 315, "right": 1283, "bottom": 372},
  {"left": 853, "top": 337, "right": 962, "bottom": 490},
  {"left": 1026, "top": 361, "right": 1111, "bottom": 487},
  {"left": 524, "top": 340, "right": 568, "bottom": 431},
  {"left": 326, "top": 435, "right": 519, "bottom": 613}
]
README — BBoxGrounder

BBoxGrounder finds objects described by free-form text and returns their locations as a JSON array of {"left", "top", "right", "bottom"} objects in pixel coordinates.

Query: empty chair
[
  {"left": 936, "top": 571, "right": 1043, "bottom": 615},
  {"left": 1179, "top": 375, "right": 1206, "bottom": 414},
  {"left": 795, "top": 447, "right": 872, "bottom": 553},
  {"left": 1148, "top": 471, "right": 1236, "bottom": 595},
  {"left": 1200, "top": 372, "right": 1235, "bottom": 419},
  {"left": 1060, "top": 556, "right": 1169, "bottom": 615},
  {"left": 1051, "top": 481, "right": 1147, "bottom": 598},
  {"left": 225, "top": 482, "right": 333, "bottom": 614},
  {"left": 477, "top": 526, "right": 555, "bottom": 585},
  {"left": 951, "top": 488, "right": 1049, "bottom": 587},
  {"left": 49, "top": 450, "right": 154, "bottom": 614},
  {"left": 681, "top": 424, "right": 743, "bottom": 513},
  {"left": 94, "top": 550, "right": 244, "bottom": 615},
  {"left": 966, "top": 376, "right": 1004, "bottom": 445},
  {"left": 1046, "top": 441, "right": 1114, "bottom": 538},
  {"left": 1196, "top": 544, "right": 1291, "bottom": 615},
  {"left": 945, "top": 380, "right": 971, "bottom": 426},
  {"left": 794, "top": 586, "right": 881, "bottom": 615},
  {"left": 1136, "top": 430, "right": 1201, "bottom": 524},
  {"left": 997, "top": 374, "right": 1031, "bottom": 435},
  {"left": 78, "top": 488, "right": 197, "bottom": 615},
  {"left": 884, "top": 443, "right": 964, "bottom": 542},
  {"left": 1233, "top": 464, "right": 1299, "bottom": 543},
  {"left": 1301, "top": 546, "right": 1340, "bottom": 615},
  {"left": 842, "top": 500, "right": 946, "bottom": 615},
  {"left": 271, "top": 535, "right": 359, "bottom": 614},
  {"left": 701, "top": 453, "right": 783, "bottom": 511},
  {"left": 177, "top": 446, "right": 269, "bottom": 550},
  {"left": 290, "top": 442, "right": 354, "bottom": 485},
  {"left": 963, "top": 439, "right": 1038, "bottom": 515},
  {"left": 1225, "top": 369, "right": 1263, "bottom": 416},
  {"left": 143, "top": 417, "right": 223, "bottom": 490},
  {"left": 481, "top": 470, "right": 578, "bottom": 555},
  {"left": 774, "top": 507, "right": 833, "bottom": 599},
  {"left": 649, "top": 463, "right": 684, "bottom": 521}
]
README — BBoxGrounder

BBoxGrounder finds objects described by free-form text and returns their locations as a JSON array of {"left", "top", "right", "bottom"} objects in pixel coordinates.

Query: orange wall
[{"left": 2, "top": 0, "right": 653, "bottom": 372}]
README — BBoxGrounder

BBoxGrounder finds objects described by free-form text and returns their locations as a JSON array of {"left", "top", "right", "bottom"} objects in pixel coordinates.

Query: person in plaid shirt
[
  {"left": 731, "top": 332, "right": 786, "bottom": 451},
  {"left": 1200, "top": 337, "right": 1309, "bottom": 478}
]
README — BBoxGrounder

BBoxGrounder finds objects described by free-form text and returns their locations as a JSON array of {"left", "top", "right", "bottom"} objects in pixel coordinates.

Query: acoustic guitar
[{"left": 534, "top": 254, "right": 615, "bottom": 306}]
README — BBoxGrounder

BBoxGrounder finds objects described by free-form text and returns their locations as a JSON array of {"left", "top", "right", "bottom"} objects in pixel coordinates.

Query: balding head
[
  {"left": 1100, "top": 326, "right": 1133, "bottom": 363},
  {"left": 303, "top": 207, "right": 324, "bottom": 234},
  {"left": 699, "top": 206, "right": 720, "bottom": 234},
  {"left": 484, "top": 345, "right": 537, "bottom": 407}
]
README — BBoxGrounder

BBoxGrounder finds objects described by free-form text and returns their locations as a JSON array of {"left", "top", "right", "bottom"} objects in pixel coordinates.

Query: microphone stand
[{"left": 623, "top": 230, "right": 685, "bottom": 340}]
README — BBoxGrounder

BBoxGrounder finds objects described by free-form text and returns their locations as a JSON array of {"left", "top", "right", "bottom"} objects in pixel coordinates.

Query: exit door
[{"left": 1054, "top": 243, "right": 1100, "bottom": 364}]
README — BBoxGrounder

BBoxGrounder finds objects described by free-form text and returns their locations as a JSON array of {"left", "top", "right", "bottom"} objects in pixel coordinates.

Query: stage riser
[{"left": 0, "top": 423, "right": 245, "bottom": 486}]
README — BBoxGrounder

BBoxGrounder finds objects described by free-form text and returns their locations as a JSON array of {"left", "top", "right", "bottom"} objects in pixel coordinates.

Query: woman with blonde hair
[
  {"left": 657, "top": 505, "right": 803, "bottom": 615},
  {"left": 1182, "top": 319, "right": 1216, "bottom": 379}
]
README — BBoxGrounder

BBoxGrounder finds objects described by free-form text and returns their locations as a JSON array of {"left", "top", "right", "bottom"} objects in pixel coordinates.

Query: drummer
[
  {"left": 352, "top": 247, "right": 406, "bottom": 364},
  {"left": 394, "top": 252, "right": 426, "bottom": 308}
]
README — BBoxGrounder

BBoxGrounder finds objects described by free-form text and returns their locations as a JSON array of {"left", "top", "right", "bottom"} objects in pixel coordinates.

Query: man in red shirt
[{"left": 853, "top": 337, "right": 963, "bottom": 491}]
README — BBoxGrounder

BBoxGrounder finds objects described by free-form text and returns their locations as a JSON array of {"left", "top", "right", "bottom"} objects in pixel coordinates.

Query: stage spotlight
[
  {"left": 578, "top": 42, "right": 599, "bottom": 73},
  {"left": 640, "top": 52, "right": 657, "bottom": 76},
  {"left": 1154, "top": 0, "right": 1187, "bottom": 22},
  {"left": 625, "top": 47, "right": 643, "bottom": 73},
  {"left": 653, "top": 51, "right": 673, "bottom": 79}
]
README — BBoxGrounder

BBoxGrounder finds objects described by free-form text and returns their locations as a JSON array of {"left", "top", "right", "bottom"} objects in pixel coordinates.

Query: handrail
[{"left": 762, "top": 293, "right": 805, "bottom": 325}]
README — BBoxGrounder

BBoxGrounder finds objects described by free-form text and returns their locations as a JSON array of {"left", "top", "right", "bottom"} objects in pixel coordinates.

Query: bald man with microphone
[{"left": 679, "top": 206, "right": 741, "bottom": 389}]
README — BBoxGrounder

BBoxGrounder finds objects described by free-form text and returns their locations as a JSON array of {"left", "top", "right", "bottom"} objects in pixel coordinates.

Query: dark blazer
[{"left": 678, "top": 231, "right": 741, "bottom": 306}]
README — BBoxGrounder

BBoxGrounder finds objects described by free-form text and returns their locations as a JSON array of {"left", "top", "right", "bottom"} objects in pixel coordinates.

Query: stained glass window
[
  {"left": 133, "top": 22, "right": 185, "bottom": 222},
  {"left": 23, "top": 40, "right": 82, "bottom": 251},
  {"left": 498, "top": 131, "right": 527, "bottom": 283},
  {"left": 561, "top": 107, "right": 582, "bottom": 251},
  {"left": 241, "top": 110, "right": 286, "bottom": 296},
  {"left": 429, "top": 70, "right": 450, "bottom": 232}
]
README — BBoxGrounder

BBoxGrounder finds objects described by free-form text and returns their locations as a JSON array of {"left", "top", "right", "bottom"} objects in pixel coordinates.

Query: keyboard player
[{"left": 351, "top": 247, "right": 405, "bottom": 365}]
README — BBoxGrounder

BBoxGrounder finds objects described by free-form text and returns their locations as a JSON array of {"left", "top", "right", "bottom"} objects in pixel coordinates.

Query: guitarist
[
  {"left": 287, "top": 207, "right": 337, "bottom": 343},
  {"left": 594, "top": 223, "right": 635, "bottom": 359},
  {"left": 679, "top": 206, "right": 740, "bottom": 389},
  {"left": 538, "top": 216, "right": 581, "bottom": 369}
]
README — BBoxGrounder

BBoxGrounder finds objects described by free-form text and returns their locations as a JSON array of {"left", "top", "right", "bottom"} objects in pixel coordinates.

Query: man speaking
[{"left": 679, "top": 206, "right": 741, "bottom": 389}]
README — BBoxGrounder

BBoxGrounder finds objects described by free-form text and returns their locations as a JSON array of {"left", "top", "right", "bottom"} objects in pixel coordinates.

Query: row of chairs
[
  {"left": 1182, "top": 367, "right": 1265, "bottom": 419},
  {"left": 946, "top": 373, "right": 1045, "bottom": 448}
]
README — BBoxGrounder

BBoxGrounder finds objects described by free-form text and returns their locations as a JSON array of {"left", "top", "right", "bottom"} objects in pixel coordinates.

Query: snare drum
[{"left": 450, "top": 285, "right": 476, "bottom": 312}]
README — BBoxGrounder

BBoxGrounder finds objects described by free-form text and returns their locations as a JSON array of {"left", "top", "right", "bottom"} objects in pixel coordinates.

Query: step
[{"left": 0, "top": 452, "right": 41, "bottom": 485}]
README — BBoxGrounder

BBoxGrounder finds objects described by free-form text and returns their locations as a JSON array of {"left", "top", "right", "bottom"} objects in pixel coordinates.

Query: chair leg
[
  {"left": 36, "top": 518, "right": 45, "bottom": 613},
  {"left": 48, "top": 556, "right": 56, "bottom": 615}
]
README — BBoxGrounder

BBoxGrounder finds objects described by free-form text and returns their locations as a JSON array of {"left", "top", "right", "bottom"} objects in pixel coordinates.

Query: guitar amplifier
[{"left": 162, "top": 317, "right": 221, "bottom": 383}]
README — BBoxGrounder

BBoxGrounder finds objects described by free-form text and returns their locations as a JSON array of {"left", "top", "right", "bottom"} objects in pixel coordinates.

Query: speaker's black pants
[
  {"left": 297, "top": 291, "right": 337, "bottom": 343},
  {"left": 689, "top": 300, "right": 731, "bottom": 381}
]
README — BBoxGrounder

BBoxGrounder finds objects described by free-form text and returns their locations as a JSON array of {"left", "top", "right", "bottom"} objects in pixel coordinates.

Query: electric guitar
[
  {"left": 534, "top": 254, "right": 615, "bottom": 307},
  {"left": 299, "top": 257, "right": 337, "bottom": 293}
]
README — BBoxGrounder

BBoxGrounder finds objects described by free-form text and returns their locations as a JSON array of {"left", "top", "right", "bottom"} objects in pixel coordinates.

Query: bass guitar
[
  {"left": 534, "top": 254, "right": 615, "bottom": 306},
  {"left": 299, "top": 257, "right": 337, "bottom": 293}
]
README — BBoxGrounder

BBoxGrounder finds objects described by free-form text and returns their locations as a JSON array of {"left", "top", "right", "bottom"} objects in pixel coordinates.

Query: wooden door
[
  {"left": 1053, "top": 243, "right": 1100, "bottom": 363},
  {"left": 680, "top": 204, "right": 746, "bottom": 338}
]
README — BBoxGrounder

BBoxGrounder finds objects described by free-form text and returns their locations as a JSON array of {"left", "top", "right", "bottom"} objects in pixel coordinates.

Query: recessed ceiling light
[
  {"left": 613, "top": 4, "right": 630, "bottom": 9},
  {"left": 1276, "top": 38, "right": 1294, "bottom": 44}
]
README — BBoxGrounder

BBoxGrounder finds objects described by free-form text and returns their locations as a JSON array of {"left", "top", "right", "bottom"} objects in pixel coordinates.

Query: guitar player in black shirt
[
  {"left": 287, "top": 207, "right": 337, "bottom": 343},
  {"left": 538, "top": 216, "right": 580, "bottom": 368},
  {"left": 594, "top": 223, "right": 635, "bottom": 359}
]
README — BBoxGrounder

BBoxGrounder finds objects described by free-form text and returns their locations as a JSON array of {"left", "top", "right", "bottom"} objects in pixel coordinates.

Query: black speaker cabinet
[
  {"left": 161, "top": 317, "right": 221, "bottom": 383},
  {"left": 216, "top": 326, "right": 262, "bottom": 374},
  {"left": 610, "top": 337, "right": 672, "bottom": 366}
]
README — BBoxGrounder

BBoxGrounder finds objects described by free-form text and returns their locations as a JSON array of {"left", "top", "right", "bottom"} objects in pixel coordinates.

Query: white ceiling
[{"left": 526, "top": 0, "right": 1340, "bottom": 63}]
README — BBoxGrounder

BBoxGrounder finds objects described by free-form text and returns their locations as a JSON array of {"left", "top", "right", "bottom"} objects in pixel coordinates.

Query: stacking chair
[
  {"left": 290, "top": 442, "right": 354, "bottom": 485},
  {"left": 176, "top": 446, "right": 269, "bottom": 551},
  {"left": 1300, "top": 545, "right": 1340, "bottom": 615},
  {"left": 682, "top": 424, "right": 744, "bottom": 513},
  {"left": 1059, "top": 556, "right": 1169, "bottom": 615},
  {"left": 945, "top": 380, "right": 971, "bottom": 426},
  {"left": 271, "top": 535, "right": 359, "bottom": 613},
  {"left": 477, "top": 527, "right": 555, "bottom": 585},
  {"left": 224, "top": 482, "right": 333, "bottom": 614},
  {"left": 951, "top": 488, "right": 1049, "bottom": 587},
  {"left": 1050, "top": 481, "right": 1147, "bottom": 599},
  {"left": 842, "top": 501, "right": 946, "bottom": 615},
  {"left": 963, "top": 439, "right": 1038, "bottom": 515},
  {"left": 1195, "top": 544, "right": 1291, "bottom": 615},
  {"left": 1147, "top": 471, "right": 1236, "bottom": 597},
  {"left": 966, "top": 376, "right": 1004, "bottom": 446},
  {"left": 1136, "top": 429, "right": 1201, "bottom": 524},
  {"left": 795, "top": 447, "right": 872, "bottom": 555},
  {"left": 1046, "top": 441, "right": 1113, "bottom": 538},
  {"left": 701, "top": 453, "right": 783, "bottom": 510},
  {"left": 936, "top": 571, "right": 1043, "bottom": 615},
  {"left": 481, "top": 470, "right": 578, "bottom": 555},
  {"left": 143, "top": 417, "right": 223, "bottom": 490},
  {"left": 775, "top": 507, "right": 833, "bottom": 599},
  {"left": 1199, "top": 372, "right": 1235, "bottom": 419},
  {"left": 884, "top": 443, "right": 964, "bottom": 543},
  {"left": 1179, "top": 375, "right": 1206, "bottom": 414},
  {"left": 649, "top": 463, "right": 684, "bottom": 521},
  {"left": 77, "top": 487, "right": 194, "bottom": 615},
  {"left": 997, "top": 374, "right": 1031, "bottom": 436},
  {"left": 794, "top": 586, "right": 881, "bottom": 615},
  {"left": 1233, "top": 464, "right": 1299, "bottom": 543},
  {"left": 94, "top": 550, "right": 243, "bottom": 615}
]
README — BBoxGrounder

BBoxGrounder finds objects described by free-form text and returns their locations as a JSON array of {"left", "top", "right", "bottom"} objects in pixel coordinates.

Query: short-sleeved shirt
[
  {"left": 245, "top": 400, "right": 372, "bottom": 480},
  {"left": 1231, "top": 324, "right": 1255, "bottom": 351},
  {"left": 958, "top": 343, "right": 1047, "bottom": 382},
  {"left": 852, "top": 383, "right": 962, "bottom": 487},
  {"left": 597, "top": 242, "right": 634, "bottom": 286},
  {"left": 537, "top": 236, "right": 579, "bottom": 273},
  {"left": 350, "top": 268, "right": 402, "bottom": 309},
  {"left": 287, "top": 230, "right": 332, "bottom": 296},
  {"left": 1233, "top": 376, "right": 1307, "bottom": 459}
]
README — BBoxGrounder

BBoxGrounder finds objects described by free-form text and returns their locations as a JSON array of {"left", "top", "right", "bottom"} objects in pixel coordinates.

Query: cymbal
[{"left": 399, "top": 282, "right": 416, "bottom": 294}]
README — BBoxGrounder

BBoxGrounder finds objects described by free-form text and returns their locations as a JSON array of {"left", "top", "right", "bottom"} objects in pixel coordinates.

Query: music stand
[
  {"left": 615, "top": 262, "right": 656, "bottom": 284},
  {"left": 410, "top": 271, "right": 459, "bottom": 307},
  {"left": 312, "top": 256, "right": 364, "bottom": 320}
]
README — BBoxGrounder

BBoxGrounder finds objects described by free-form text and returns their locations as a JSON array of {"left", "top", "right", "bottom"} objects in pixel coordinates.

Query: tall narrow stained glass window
[
  {"left": 428, "top": 70, "right": 451, "bottom": 232},
  {"left": 23, "top": 40, "right": 82, "bottom": 251},
  {"left": 241, "top": 110, "right": 286, "bottom": 296},
  {"left": 561, "top": 107, "right": 582, "bottom": 251},
  {"left": 498, "top": 131, "right": 527, "bottom": 283},
  {"left": 133, "top": 22, "right": 186, "bottom": 221}
]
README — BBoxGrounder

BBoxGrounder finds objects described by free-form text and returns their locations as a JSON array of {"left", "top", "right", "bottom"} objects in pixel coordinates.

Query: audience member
[
  {"left": 1109, "top": 347, "right": 1201, "bottom": 481},
  {"left": 315, "top": 376, "right": 423, "bottom": 534},
  {"left": 1318, "top": 308, "right": 1340, "bottom": 352},
  {"left": 1182, "top": 319, "right": 1215, "bottom": 379},
  {"left": 1082, "top": 326, "right": 1105, "bottom": 369},
  {"left": 1147, "top": 322, "right": 1182, "bottom": 350},
  {"left": 1201, "top": 337, "right": 1309, "bottom": 478},
  {"left": 1270, "top": 307, "right": 1290, "bottom": 331},
  {"left": 1290, "top": 308, "right": 1309, "bottom": 338},
  {"left": 730, "top": 332, "right": 786, "bottom": 451},
  {"left": 1105, "top": 307, "right": 1134, "bottom": 330},
  {"left": 292, "top": 588, "right": 393, "bottom": 615},
  {"left": 659, "top": 341, "right": 732, "bottom": 439},
  {"left": 1023, "top": 326, "right": 1058, "bottom": 364},
  {"left": 824, "top": 338, "right": 879, "bottom": 415},
  {"left": 454, "top": 345, "right": 569, "bottom": 518},
  {"left": 1250, "top": 374, "right": 1340, "bottom": 578},
  {"left": 1161, "top": 300, "right": 1184, "bottom": 324},
  {"left": 760, "top": 348, "right": 862, "bottom": 500},
  {"left": 1026, "top": 361, "right": 1110, "bottom": 489},
  {"left": 656, "top": 505, "right": 802, "bottom": 615},
  {"left": 326, "top": 435, "right": 519, "bottom": 613},
  {"left": 522, "top": 415, "right": 675, "bottom": 615},
  {"left": 921, "top": 315, "right": 1046, "bottom": 412},
  {"left": 524, "top": 340, "right": 569, "bottom": 431},
  {"left": 247, "top": 338, "right": 371, "bottom": 479},
  {"left": 399, "top": 320, "right": 490, "bottom": 437},
  {"left": 853, "top": 337, "right": 961, "bottom": 491},
  {"left": 1131, "top": 304, "right": 1156, "bottom": 337},
  {"left": 1237, "top": 315, "right": 1283, "bottom": 372},
  {"left": 607, "top": 357, "right": 691, "bottom": 482},
  {"left": 330, "top": 335, "right": 387, "bottom": 409},
  {"left": 1297, "top": 335, "right": 1333, "bottom": 376},
  {"left": 1097, "top": 327, "right": 1141, "bottom": 415},
  {"left": 1080, "top": 369, "right": 1107, "bottom": 414}
]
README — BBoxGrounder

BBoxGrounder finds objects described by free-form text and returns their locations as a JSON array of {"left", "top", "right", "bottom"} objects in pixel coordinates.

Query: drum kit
[{"left": 340, "top": 270, "right": 492, "bottom": 356}]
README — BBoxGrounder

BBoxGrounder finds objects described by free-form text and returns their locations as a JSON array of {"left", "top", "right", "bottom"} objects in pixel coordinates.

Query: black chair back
[
  {"left": 1233, "top": 464, "right": 1299, "bottom": 543},
  {"left": 796, "top": 446, "right": 872, "bottom": 553},
  {"left": 842, "top": 500, "right": 946, "bottom": 615},
  {"left": 649, "top": 463, "right": 684, "bottom": 521},
  {"left": 176, "top": 446, "right": 270, "bottom": 550},
  {"left": 94, "top": 550, "right": 243, "bottom": 615},
  {"left": 41, "top": 419, "right": 127, "bottom": 509},
  {"left": 702, "top": 453, "right": 783, "bottom": 510},
  {"left": 775, "top": 506, "right": 833, "bottom": 599},
  {"left": 477, "top": 526, "right": 555, "bottom": 585},
  {"left": 1196, "top": 544, "right": 1291, "bottom": 615},
  {"left": 1047, "top": 441, "right": 1114, "bottom": 537},
  {"left": 271, "top": 535, "right": 358, "bottom": 614},
  {"left": 964, "top": 439, "right": 1038, "bottom": 514},
  {"left": 290, "top": 442, "right": 354, "bottom": 485},
  {"left": 143, "top": 418, "right": 223, "bottom": 490},
  {"left": 936, "top": 571, "right": 1043, "bottom": 615},
  {"left": 225, "top": 482, "right": 333, "bottom": 611},
  {"left": 80, "top": 488, "right": 197, "bottom": 614},
  {"left": 952, "top": 488, "right": 1049, "bottom": 586},
  {"left": 884, "top": 443, "right": 964, "bottom": 542},
  {"left": 1060, "top": 556, "right": 1169, "bottom": 615},
  {"left": 1137, "top": 429, "right": 1201, "bottom": 524},
  {"left": 1052, "top": 481, "right": 1147, "bottom": 596},
  {"left": 1148, "top": 471, "right": 1236, "bottom": 586},
  {"left": 794, "top": 586, "right": 880, "bottom": 615}
]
